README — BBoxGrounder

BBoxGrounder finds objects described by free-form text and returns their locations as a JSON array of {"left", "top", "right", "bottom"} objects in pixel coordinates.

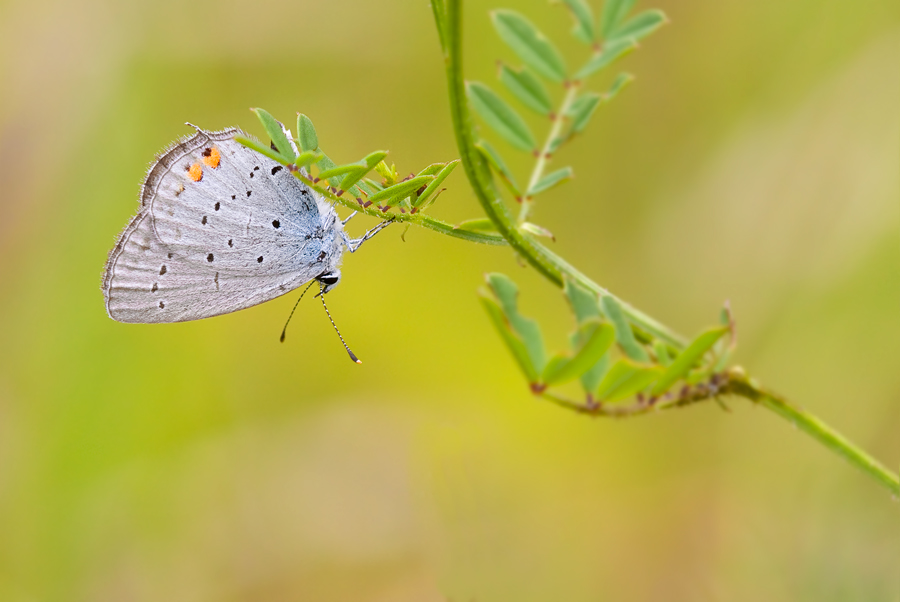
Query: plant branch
[
  {"left": 291, "top": 171, "right": 508, "bottom": 246},
  {"left": 432, "top": 0, "right": 900, "bottom": 496},
  {"left": 519, "top": 82, "right": 580, "bottom": 224}
]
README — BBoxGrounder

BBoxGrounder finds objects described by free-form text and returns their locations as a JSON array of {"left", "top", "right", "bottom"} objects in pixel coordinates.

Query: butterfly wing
[{"left": 103, "top": 127, "right": 345, "bottom": 323}]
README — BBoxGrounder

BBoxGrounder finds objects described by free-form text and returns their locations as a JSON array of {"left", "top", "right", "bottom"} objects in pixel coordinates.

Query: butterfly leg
[
  {"left": 344, "top": 218, "right": 394, "bottom": 253},
  {"left": 342, "top": 211, "right": 358, "bottom": 225}
]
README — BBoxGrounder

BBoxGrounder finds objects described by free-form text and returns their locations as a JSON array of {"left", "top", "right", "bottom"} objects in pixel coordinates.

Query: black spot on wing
[{"left": 271, "top": 165, "right": 283, "bottom": 175}]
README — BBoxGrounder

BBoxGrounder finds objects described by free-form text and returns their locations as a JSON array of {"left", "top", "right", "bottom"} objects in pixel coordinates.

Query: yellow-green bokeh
[{"left": 0, "top": 0, "right": 898, "bottom": 600}]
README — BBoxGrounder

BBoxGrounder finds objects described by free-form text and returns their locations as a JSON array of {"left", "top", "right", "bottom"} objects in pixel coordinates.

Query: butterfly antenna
[
  {"left": 319, "top": 285, "right": 361, "bottom": 364},
  {"left": 280, "top": 280, "right": 317, "bottom": 343}
]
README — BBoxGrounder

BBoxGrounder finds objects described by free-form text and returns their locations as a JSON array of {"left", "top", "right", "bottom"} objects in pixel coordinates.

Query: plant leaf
[
  {"left": 574, "top": 38, "right": 636, "bottom": 80},
  {"left": 542, "top": 321, "right": 615, "bottom": 386},
  {"left": 486, "top": 273, "right": 546, "bottom": 373},
  {"left": 339, "top": 150, "right": 389, "bottom": 192},
  {"left": 596, "top": 358, "right": 663, "bottom": 402},
  {"left": 296, "top": 113, "right": 318, "bottom": 151},
  {"left": 650, "top": 326, "right": 729, "bottom": 395},
  {"left": 601, "top": 294, "right": 650, "bottom": 362},
  {"left": 561, "top": 0, "right": 597, "bottom": 43},
  {"left": 251, "top": 108, "right": 296, "bottom": 161},
  {"left": 475, "top": 140, "right": 521, "bottom": 197},
  {"left": 564, "top": 279, "right": 602, "bottom": 324},
  {"left": 521, "top": 222, "right": 555, "bottom": 241},
  {"left": 653, "top": 340, "right": 672, "bottom": 367},
  {"left": 604, "top": 72, "right": 634, "bottom": 100},
  {"left": 467, "top": 82, "right": 537, "bottom": 151},
  {"left": 317, "top": 162, "right": 367, "bottom": 180},
  {"left": 527, "top": 166, "right": 574, "bottom": 196},
  {"left": 498, "top": 64, "right": 553, "bottom": 115},
  {"left": 415, "top": 160, "right": 459, "bottom": 208},
  {"left": 480, "top": 292, "right": 540, "bottom": 383},
  {"left": 599, "top": 0, "right": 636, "bottom": 38},
  {"left": 375, "top": 161, "right": 399, "bottom": 185},
  {"left": 368, "top": 175, "right": 434, "bottom": 205},
  {"left": 455, "top": 218, "right": 499, "bottom": 233},
  {"left": 609, "top": 9, "right": 667, "bottom": 44},
  {"left": 293, "top": 150, "right": 322, "bottom": 169},
  {"left": 491, "top": 9, "right": 567, "bottom": 82},
  {"left": 234, "top": 135, "right": 291, "bottom": 165},
  {"left": 569, "top": 92, "right": 603, "bottom": 133}
]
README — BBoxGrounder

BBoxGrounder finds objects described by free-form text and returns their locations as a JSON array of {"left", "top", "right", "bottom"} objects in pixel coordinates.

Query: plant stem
[
  {"left": 519, "top": 83, "right": 580, "bottom": 224},
  {"left": 291, "top": 170, "right": 508, "bottom": 246},
  {"left": 432, "top": 0, "right": 900, "bottom": 496},
  {"left": 727, "top": 372, "right": 900, "bottom": 495}
]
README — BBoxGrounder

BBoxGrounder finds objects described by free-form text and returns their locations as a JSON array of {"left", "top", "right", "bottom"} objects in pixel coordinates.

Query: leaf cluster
[
  {"left": 238, "top": 108, "right": 458, "bottom": 216},
  {"left": 463, "top": 0, "right": 666, "bottom": 230},
  {"left": 480, "top": 273, "right": 733, "bottom": 409}
]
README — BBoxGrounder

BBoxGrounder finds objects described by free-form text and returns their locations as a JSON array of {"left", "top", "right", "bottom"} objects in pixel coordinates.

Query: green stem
[
  {"left": 728, "top": 372, "right": 900, "bottom": 495},
  {"left": 519, "top": 83, "right": 580, "bottom": 224},
  {"left": 432, "top": 0, "right": 900, "bottom": 496},
  {"left": 434, "top": 0, "right": 565, "bottom": 285},
  {"left": 295, "top": 169, "right": 508, "bottom": 246}
]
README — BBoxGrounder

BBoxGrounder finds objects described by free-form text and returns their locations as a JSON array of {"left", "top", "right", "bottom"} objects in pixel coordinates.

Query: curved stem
[{"left": 432, "top": 0, "right": 900, "bottom": 496}]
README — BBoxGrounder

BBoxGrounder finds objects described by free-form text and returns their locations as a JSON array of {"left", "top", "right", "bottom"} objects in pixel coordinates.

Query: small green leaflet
[
  {"left": 368, "top": 175, "right": 434, "bottom": 205},
  {"left": 296, "top": 113, "right": 318, "bottom": 152},
  {"left": 486, "top": 273, "right": 546, "bottom": 375},
  {"left": 609, "top": 10, "right": 667, "bottom": 44},
  {"left": 234, "top": 135, "right": 290, "bottom": 165},
  {"left": 498, "top": 64, "right": 553, "bottom": 116},
  {"left": 567, "top": 93, "right": 602, "bottom": 134},
  {"left": 601, "top": 294, "right": 649, "bottom": 362},
  {"left": 561, "top": 0, "right": 596, "bottom": 44},
  {"left": 650, "top": 326, "right": 728, "bottom": 396},
  {"left": 475, "top": 140, "right": 521, "bottom": 197},
  {"left": 521, "top": 222, "right": 555, "bottom": 240},
  {"left": 599, "top": 0, "right": 636, "bottom": 39},
  {"left": 480, "top": 293, "right": 540, "bottom": 383},
  {"left": 564, "top": 279, "right": 602, "bottom": 324},
  {"left": 467, "top": 82, "right": 537, "bottom": 151},
  {"left": 574, "top": 38, "right": 636, "bottom": 80},
  {"left": 542, "top": 321, "right": 616, "bottom": 386},
  {"left": 251, "top": 107, "right": 296, "bottom": 161},
  {"left": 491, "top": 9, "right": 567, "bottom": 82},
  {"left": 455, "top": 218, "right": 499, "bottom": 233},
  {"left": 595, "top": 358, "right": 662, "bottom": 402},
  {"left": 415, "top": 160, "right": 459, "bottom": 209},
  {"left": 527, "top": 167, "right": 573, "bottom": 196}
]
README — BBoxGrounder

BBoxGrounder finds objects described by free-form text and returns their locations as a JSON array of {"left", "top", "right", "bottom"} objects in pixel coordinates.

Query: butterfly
[{"left": 102, "top": 125, "right": 387, "bottom": 356}]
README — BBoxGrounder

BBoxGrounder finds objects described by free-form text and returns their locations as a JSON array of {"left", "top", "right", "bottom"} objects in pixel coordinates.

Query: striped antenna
[
  {"left": 280, "top": 280, "right": 317, "bottom": 343},
  {"left": 319, "top": 285, "right": 361, "bottom": 364}
]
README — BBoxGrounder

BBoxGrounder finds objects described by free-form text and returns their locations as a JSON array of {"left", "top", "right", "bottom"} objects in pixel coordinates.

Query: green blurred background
[{"left": 1, "top": 0, "right": 898, "bottom": 599}]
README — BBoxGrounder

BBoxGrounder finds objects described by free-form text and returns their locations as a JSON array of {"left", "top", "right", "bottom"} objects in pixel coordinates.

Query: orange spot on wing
[
  {"left": 202, "top": 146, "right": 221, "bottom": 168},
  {"left": 188, "top": 162, "right": 203, "bottom": 182}
]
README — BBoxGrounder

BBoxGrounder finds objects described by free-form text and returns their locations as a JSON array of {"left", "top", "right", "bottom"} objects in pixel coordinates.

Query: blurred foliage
[{"left": 0, "top": 0, "right": 898, "bottom": 601}]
